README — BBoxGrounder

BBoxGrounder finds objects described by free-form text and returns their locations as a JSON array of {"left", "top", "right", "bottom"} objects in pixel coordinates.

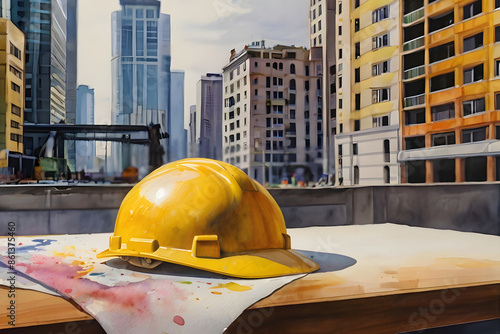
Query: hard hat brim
[{"left": 97, "top": 247, "right": 319, "bottom": 279}]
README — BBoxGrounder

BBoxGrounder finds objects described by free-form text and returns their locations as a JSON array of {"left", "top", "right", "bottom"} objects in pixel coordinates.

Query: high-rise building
[
  {"left": 66, "top": 0, "right": 78, "bottom": 125},
  {"left": 399, "top": 0, "right": 500, "bottom": 183},
  {"left": 111, "top": 0, "right": 170, "bottom": 127},
  {"left": 0, "top": 19, "right": 25, "bottom": 153},
  {"left": 309, "top": 0, "right": 337, "bottom": 182},
  {"left": 190, "top": 73, "right": 223, "bottom": 160},
  {"left": 222, "top": 42, "right": 324, "bottom": 185},
  {"left": 0, "top": 0, "right": 10, "bottom": 19},
  {"left": 111, "top": 0, "right": 171, "bottom": 174},
  {"left": 75, "top": 85, "right": 95, "bottom": 172},
  {"left": 10, "top": 0, "right": 75, "bottom": 157},
  {"left": 168, "top": 70, "right": 186, "bottom": 162},
  {"left": 334, "top": 0, "right": 400, "bottom": 185}
]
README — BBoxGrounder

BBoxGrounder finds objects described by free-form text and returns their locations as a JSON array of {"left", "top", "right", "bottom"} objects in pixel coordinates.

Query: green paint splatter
[{"left": 178, "top": 281, "right": 192, "bottom": 285}]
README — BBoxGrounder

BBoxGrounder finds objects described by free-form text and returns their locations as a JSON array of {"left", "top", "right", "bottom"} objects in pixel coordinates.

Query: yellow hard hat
[{"left": 97, "top": 158, "right": 319, "bottom": 278}]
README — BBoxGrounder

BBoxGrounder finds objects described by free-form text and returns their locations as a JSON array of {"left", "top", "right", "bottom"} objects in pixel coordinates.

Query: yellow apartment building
[
  {"left": 0, "top": 18, "right": 24, "bottom": 153},
  {"left": 400, "top": 0, "right": 500, "bottom": 182},
  {"left": 335, "top": 0, "right": 401, "bottom": 185}
]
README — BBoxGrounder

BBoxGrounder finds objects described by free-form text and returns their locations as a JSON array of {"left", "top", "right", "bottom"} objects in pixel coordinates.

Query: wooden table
[{"left": 1, "top": 224, "right": 500, "bottom": 333}]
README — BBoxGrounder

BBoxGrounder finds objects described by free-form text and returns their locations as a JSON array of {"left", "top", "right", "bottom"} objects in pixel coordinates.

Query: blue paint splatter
[
  {"left": 89, "top": 273, "right": 104, "bottom": 276},
  {"left": 17, "top": 239, "right": 57, "bottom": 252}
]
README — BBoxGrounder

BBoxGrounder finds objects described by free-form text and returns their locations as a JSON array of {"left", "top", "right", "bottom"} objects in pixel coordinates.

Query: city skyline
[{"left": 78, "top": 0, "right": 309, "bottom": 127}]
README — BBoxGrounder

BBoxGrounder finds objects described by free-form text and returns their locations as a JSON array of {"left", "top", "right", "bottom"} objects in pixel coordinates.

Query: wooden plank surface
[{"left": 0, "top": 287, "right": 93, "bottom": 329}]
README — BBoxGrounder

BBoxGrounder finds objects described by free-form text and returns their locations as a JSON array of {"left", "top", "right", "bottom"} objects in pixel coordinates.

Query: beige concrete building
[
  {"left": 222, "top": 42, "right": 324, "bottom": 185},
  {"left": 0, "top": 18, "right": 25, "bottom": 153}
]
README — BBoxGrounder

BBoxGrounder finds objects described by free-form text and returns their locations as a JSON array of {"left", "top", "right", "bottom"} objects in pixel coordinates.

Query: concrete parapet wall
[{"left": 0, "top": 183, "right": 499, "bottom": 236}]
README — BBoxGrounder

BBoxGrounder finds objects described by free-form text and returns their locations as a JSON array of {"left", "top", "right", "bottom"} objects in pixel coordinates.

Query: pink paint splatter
[
  {"left": 65, "top": 289, "right": 73, "bottom": 293},
  {"left": 173, "top": 315, "right": 185, "bottom": 326}
]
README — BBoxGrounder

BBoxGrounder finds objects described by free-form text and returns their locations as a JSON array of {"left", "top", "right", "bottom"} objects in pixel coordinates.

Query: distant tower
[
  {"left": 76, "top": 85, "right": 95, "bottom": 171},
  {"left": 193, "top": 73, "right": 223, "bottom": 160},
  {"left": 168, "top": 70, "right": 186, "bottom": 162}
]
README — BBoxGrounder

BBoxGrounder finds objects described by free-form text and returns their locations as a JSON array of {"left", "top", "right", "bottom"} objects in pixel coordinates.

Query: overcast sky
[{"left": 78, "top": 0, "right": 309, "bottom": 126}]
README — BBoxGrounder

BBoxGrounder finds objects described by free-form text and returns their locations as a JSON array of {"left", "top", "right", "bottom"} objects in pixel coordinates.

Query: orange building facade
[{"left": 400, "top": 0, "right": 500, "bottom": 183}]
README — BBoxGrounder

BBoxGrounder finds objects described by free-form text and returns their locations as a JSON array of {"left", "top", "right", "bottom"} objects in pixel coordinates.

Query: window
[
  {"left": 463, "top": 98, "right": 485, "bottom": 116},
  {"left": 354, "top": 120, "right": 360, "bottom": 131},
  {"left": 496, "top": 93, "right": 500, "bottom": 110},
  {"left": 432, "top": 132, "right": 456, "bottom": 146},
  {"left": 496, "top": 60, "right": 500, "bottom": 76},
  {"left": 384, "top": 140, "right": 390, "bottom": 163},
  {"left": 10, "top": 43, "right": 22, "bottom": 60},
  {"left": 429, "top": 42, "right": 455, "bottom": 63},
  {"left": 430, "top": 71, "right": 454, "bottom": 92},
  {"left": 462, "top": 127, "right": 486, "bottom": 143},
  {"left": 272, "top": 105, "right": 284, "bottom": 114},
  {"left": 354, "top": 0, "right": 359, "bottom": 9},
  {"left": 339, "top": 77, "right": 342, "bottom": 88},
  {"left": 355, "top": 94, "right": 361, "bottom": 110},
  {"left": 355, "top": 42, "right": 360, "bottom": 58},
  {"left": 290, "top": 64, "right": 296, "bottom": 74},
  {"left": 431, "top": 103, "right": 455, "bottom": 121},
  {"left": 11, "top": 104, "right": 21, "bottom": 116},
  {"left": 338, "top": 145, "right": 343, "bottom": 156},
  {"left": 354, "top": 166, "right": 360, "bottom": 185},
  {"left": 339, "top": 2, "right": 342, "bottom": 13},
  {"left": 290, "top": 79, "right": 296, "bottom": 90},
  {"left": 355, "top": 18, "right": 360, "bottom": 32},
  {"left": 373, "top": 5, "right": 389, "bottom": 23},
  {"left": 428, "top": 10, "right": 454, "bottom": 33},
  {"left": 355, "top": 68, "right": 360, "bottom": 82},
  {"left": 339, "top": 49, "right": 343, "bottom": 59},
  {"left": 306, "top": 122, "right": 310, "bottom": 135},
  {"left": 353, "top": 143, "right": 358, "bottom": 155},
  {"left": 497, "top": 0, "right": 500, "bottom": 9},
  {"left": 11, "top": 120, "right": 20, "bottom": 129},
  {"left": 496, "top": 26, "right": 500, "bottom": 43},
  {"left": 11, "top": 82, "right": 20, "bottom": 93},
  {"left": 465, "top": 157, "right": 487, "bottom": 182},
  {"left": 463, "top": 0, "right": 481, "bottom": 20},
  {"left": 373, "top": 116, "right": 389, "bottom": 127},
  {"left": 384, "top": 166, "right": 390, "bottom": 184},
  {"left": 372, "top": 60, "right": 390, "bottom": 76},
  {"left": 405, "top": 108, "right": 425, "bottom": 125},
  {"left": 463, "top": 64, "right": 483, "bottom": 84},
  {"left": 372, "top": 88, "right": 390, "bottom": 103},
  {"left": 339, "top": 99, "right": 343, "bottom": 109},
  {"left": 9, "top": 65, "right": 22, "bottom": 79},
  {"left": 463, "top": 32, "right": 483, "bottom": 52},
  {"left": 10, "top": 133, "right": 22, "bottom": 143},
  {"left": 372, "top": 33, "right": 389, "bottom": 49},
  {"left": 406, "top": 136, "right": 425, "bottom": 149}
]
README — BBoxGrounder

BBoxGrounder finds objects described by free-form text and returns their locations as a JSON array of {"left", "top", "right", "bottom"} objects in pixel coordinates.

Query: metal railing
[
  {"left": 403, "top": 36, "right": 425, "bottom": 52},
  {"left": 403, "top": 7, "right": 424, "bottom": 24},
  {"left": 404, "top": 65, "right": 425, "bottom": 80},
  {"left": 404, "top": 93, "right": 426, "bottom": 108}
]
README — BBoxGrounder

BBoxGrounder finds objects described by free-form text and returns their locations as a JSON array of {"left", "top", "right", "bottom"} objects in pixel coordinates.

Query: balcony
[
  {"left": 404, "top": 94, "right": 425, "bottom": 108},
  {"left": 403, "top": 36, "right": 424, "bottom": 52},
  {"left": 404, "top": 65, "right": 425, "bottom": 80},
  {"left": 404, "top": 7, "right": 424, "bottom": 25}
]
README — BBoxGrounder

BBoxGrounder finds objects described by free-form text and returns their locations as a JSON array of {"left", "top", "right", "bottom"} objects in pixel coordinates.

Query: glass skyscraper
[
  {"left": 111, "top": 0, "right": 171, "bottom": 176},
  {"left": 10, "top": 0, "right": 75, "bottom": 156},
  {"left": 112, "top": 0, "right": 171, "bottom": 127}
]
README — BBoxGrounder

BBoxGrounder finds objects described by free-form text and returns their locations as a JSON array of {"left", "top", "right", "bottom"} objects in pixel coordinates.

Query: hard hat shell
[{"left": 97, "top": 158, "right": 319, "bottom": 278}]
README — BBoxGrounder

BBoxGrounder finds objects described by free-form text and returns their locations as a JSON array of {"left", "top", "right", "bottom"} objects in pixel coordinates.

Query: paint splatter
[
  {"left": 211, "top": 291, "right": 222, "bottom": 295},
  {"left": 17, "top": 239, "right": 57, "bottom": 252},
  {"left": 177, "top": 281, "right": 192, "bottom": 285},
  {"left": 210, "top": 282, "right": 252, "bottom": 292},
  {"left": 173, "top": 315, "right": 185, "bottom": 326},
  {"left": 65, "top": 289, "right": 73, "bottom": 293}
]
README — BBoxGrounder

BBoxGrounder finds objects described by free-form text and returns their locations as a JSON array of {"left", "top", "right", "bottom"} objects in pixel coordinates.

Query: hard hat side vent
[
  {"left": 192, "top": 235, "right": 221, "bottom": 259},
  {"left": 128, "top": 238, "right": 160, "bottom": 253}
]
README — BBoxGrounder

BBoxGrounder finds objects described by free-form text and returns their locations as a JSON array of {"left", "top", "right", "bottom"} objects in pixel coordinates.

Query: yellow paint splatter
[
  {"left": 74, "top": 266, "right": 94, "bottom": 279},
  {"left": 53, "top": 251, "right": 75, "bottom": 258},
  {"left": 211, "top": 291, "right": 222, "bottom": 295},
  {"left": 209, "top": 282, "right": 252, "bottom": 292},
  {"left": 71, "top": 260, "right": 86, "bottom": 266}
]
